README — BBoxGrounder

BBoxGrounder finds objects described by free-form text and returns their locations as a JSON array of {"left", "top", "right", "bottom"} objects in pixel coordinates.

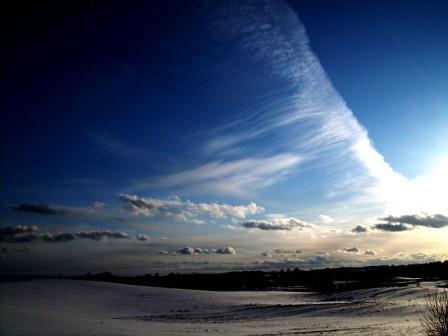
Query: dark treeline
[{"left": 2, "top": 261, "right": 447, "bottom": 292}]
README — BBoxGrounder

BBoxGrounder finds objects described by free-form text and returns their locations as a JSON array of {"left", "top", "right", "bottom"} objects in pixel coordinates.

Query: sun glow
[{"left": 383, "top": 155, "right": 448, "bottom": 215}]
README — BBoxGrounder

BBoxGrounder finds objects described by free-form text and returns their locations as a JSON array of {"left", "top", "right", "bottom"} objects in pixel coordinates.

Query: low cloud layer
[
  {"left": 241, "top": 217, "right": 311, "bottom": 231},
  {"left": 0, "top": 225, "right": 129, "bottom": 243},
  {"left": 120, "top": 193, "right": 263, "bottom": 224},
  {"left": 373, "top": 223, "right": 412, "bottom": 232},
  {"left": 9, "top": 202, "right": 103, "bottom": 217},
  {"left": 380, "top": 214, "right": 448, "bottom": 228},
  {"left": 373, "top": 213, "right": 448, "bottom": 232}
]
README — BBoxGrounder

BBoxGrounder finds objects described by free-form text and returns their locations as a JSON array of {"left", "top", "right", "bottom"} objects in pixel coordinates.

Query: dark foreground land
[{"left": 3, "top": 261, "right": 447, "bottom": 292}]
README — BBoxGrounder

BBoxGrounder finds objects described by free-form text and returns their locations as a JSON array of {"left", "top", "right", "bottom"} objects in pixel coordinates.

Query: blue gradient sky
[{"left": 1, "top": 0, "right": 447, "bottom": 274}]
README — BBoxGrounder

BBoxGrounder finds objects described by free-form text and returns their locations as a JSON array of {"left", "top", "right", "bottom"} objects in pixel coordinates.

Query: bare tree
[{"left": 421, "top": 290, "right": 448, "bottom": 336}]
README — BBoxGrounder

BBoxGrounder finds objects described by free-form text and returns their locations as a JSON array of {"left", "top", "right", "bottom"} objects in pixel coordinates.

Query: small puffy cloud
[
  {"left": 318, "top": 215, "right": 334, "bottom": 224},
  {"left": 178, "top": 247, "right": 195, "bottom": 255},
  {"left": 380, "top": 214, "right": 448, "bottom": 228},
  {"left": 9, "top": 202, "right": 102, "bottom": 217},
  {"left": 342, "top": 247, "right": 360, "bottom": 253},
  {"left": 241, "top": 217, "right": 312, "bottom": 231},
  {"left": 165, "top": 246, "right": 236, "bottom": 256},
  {"left": 119, "top": 193, "right": 263, "bottom": 223},
  {"left": 216, "top": 246, "right": 236, "bottom": 255},
  {"left": 352, "top": 225, "right": 368, "bottom": 233},
  {"left": 136, "top": 234, "right": 150, "bottom": 241},
  {"left": 341, "top": 247, "right": 376, "bottom": 256}
]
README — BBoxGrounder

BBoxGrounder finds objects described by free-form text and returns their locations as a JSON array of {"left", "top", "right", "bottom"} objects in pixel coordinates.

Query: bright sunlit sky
[{"left": 1, "top": 0, "right": 447, "bottom": 274}]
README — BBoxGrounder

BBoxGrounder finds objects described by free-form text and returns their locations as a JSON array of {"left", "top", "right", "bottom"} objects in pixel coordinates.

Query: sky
[{"left": 1, "top": 0, "right": 447, "bottom": 275}]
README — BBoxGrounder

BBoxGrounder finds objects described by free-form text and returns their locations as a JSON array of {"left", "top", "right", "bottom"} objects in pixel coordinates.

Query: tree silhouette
[{"left": 421, "top": 289, "right": 448, "bottom": 336}]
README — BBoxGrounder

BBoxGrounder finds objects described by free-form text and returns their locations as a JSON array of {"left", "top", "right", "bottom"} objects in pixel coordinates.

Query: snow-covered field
[{"left": 0, "top": 279, "right": 441, "bottom": 335}]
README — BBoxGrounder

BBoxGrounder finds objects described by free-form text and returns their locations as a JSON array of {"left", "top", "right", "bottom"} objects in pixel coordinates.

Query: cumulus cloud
[
  {"left": 136, "top": 234, "right": 150, "bottom": 241},
  {"left": 351, "top": 225, "right": 368, "bottom": 233},
  {"left": 216, "top": 246, "right": 236, "bottom": 255},
  {"left": 341, "top": 247, "right": 377, "bottom": 256},
  {"left": 342, "top": 247, "right": 360, "bottom": 253},
  {"left": 119, "top": 193, "right": 264, "bottom": 223},
  {"left": 163, "top": 246, "right": 236, "bottom": 256},
  {"left": 241, "top": 217, "right": 312, "bottom": 231},
  {"left": 178, "top": 247, "right": 195, "bottom": 255},
  {"left": 0, "top": 225, "right": 129, "bottom": 243},
  {"left": 9, "top": 202, "right": 103, "bottom": 217}
]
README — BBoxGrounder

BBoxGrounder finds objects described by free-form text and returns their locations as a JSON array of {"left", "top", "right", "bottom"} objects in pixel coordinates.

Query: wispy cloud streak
[
  {"left": 140, "top": 0, "right": 406, "bottom": 205},
  {"left": 142, "top": 154, "right": 302, "bottom": 197}
]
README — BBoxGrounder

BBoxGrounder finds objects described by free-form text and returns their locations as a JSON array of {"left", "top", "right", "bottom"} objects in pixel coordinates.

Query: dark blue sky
[{"left": 1, "top": 0, "right": 447, "bottom": 274}]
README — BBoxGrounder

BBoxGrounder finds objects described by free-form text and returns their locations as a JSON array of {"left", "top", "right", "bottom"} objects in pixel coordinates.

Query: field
[{"left": 0, "top": 279, "right": 442, "bottom": 335}]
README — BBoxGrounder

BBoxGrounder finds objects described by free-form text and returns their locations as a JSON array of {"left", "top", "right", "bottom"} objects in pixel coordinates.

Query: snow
[{"left": 0, "top": 279, "right": 441, "bottom": 335}]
